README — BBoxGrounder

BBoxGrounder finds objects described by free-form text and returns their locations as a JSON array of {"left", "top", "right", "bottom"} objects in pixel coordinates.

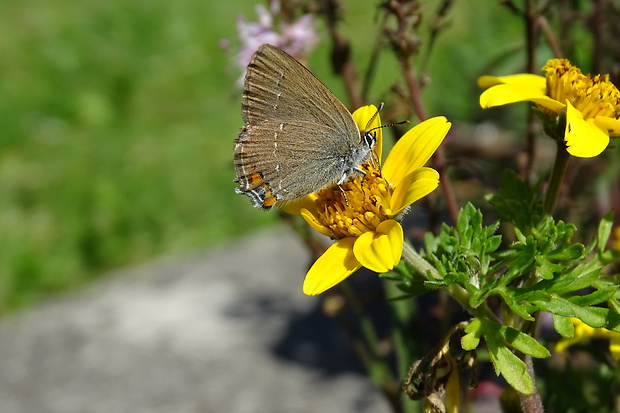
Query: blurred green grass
[
  {"left": 0, "top": 0, "right": 522, "bottom": 313},
  {"left": 0, "top": 0, "right": 279, "bottom": 311}
]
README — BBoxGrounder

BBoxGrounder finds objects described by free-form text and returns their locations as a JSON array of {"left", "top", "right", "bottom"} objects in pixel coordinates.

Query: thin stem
[
  {"left": 401, "top": 241, "right": 439, "bottom": 278},
  {"left": 337, "top": 283, "right": 402, "bottom": 412},
  {"left": 542, "top": 141, "right": 570, "bottom": 216},
  {"left": 338, "top": 282, "right": 384, "bottom": 359},
  {"left": 395, "top": 28, "right": 458, "bottom": 225},
  {"left": 519, "top": 355, "right": 545, "bottom": 413},
  {"left": 383, "top": 280, "right": 419, "bottom": 413},
  {"left": 433, "top": 148, "right": 459, "bottom": 225},
  {"left": 521, "top": 0, "right": 537, "bottom": 186},
  {"left": 401, "top": 58, "right": 427, "bottom": 122},
  {"left": 319, "top": 0, "right": 362, "bottom": 109},
  {"left": 361, "top": 14, "right": 387, "bottom": 103}
]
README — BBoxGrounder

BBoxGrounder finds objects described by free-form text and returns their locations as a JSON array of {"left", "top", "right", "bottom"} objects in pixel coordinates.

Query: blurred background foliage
[{"left": 0, "top": 0, "right": 568, "bottom": 313}]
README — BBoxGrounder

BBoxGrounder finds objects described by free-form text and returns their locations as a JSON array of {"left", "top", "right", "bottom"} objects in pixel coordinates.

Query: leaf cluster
[{"left": 418, "top": 172, "right": 620, "bottom": 393}]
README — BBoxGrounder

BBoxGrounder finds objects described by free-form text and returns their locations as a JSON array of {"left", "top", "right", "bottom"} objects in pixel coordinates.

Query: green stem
[
  {"left": 339, "top": 282, "right": 384, "bottom": 358},
  {"left": 401, "top": 242, "right": 440, "bottom": 279},
  {"left": 543, "top": 141, "right": 570, "bottom": 216},
  {"left": 384, "top": 280, "right": 419, "bottom": 413}
]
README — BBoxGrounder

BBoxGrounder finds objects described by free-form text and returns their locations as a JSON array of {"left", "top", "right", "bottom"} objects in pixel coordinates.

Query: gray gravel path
[{"left": 0, "top": 227, "right": 391, "bottom": 413}]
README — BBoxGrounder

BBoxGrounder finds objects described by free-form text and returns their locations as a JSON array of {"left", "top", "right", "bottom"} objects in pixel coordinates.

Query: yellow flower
[
  {"left": 555, "top": 317, "right": 620, "bottom": 361},
  {"left": 285, "top": 105, "right": 451, "bottom": 295},
  {"left": 613, "top": 226, "right": 620, "bottom": 251},
  {"left": 479, "top": 58, "right": 620, "bottom": 158}
]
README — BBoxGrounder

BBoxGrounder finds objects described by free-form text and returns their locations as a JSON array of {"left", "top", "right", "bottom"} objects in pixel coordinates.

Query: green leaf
[
  {"left": 569, "top": 288, "right": 617, "bottom": 306},
  {"left": 546, "top": 243, "right": 584, "bottom": 261},
  {"left": 462, "top": 318, "right": 482, "bottom": 350},
  {"left": 552, "top": 314, "right": 574, "bottom": 338},
  {"left": 600, "top": 308, "right": 620, "bottom": 333},
  {"left": 546, "top": 260, "right": 601, "bottom": 294},
  {"left": 500, "top": 240, "right": 536, "bottom": 285},
  {"left": 423, "top": 231, "right": 439, "bottom": 255},
  {"left": 600, "top": 249, "right": 620, "bottom": 265},
  {"left": 486, "top": 333, "right": 533, "bottom": 395},
  {"left": 497, "top": 324, "right": 550, "bottom": 359},
  {"left": 497, "top": 288, "right": 535, "bottom": 321},
  {"left": 530, "top": 293, "right": 606, "bottom": 327},
  {"left": 456, "top": 203, "right": 475, "bottom": 242},
  {"left": 486, "top": 170, "right": 543, "bottom": 231},
  {"left": 535, "top": 255, "right": 564, "bottom": 280},
  {"left": 598, "top": 210, "right": 614, "bottom": 254},
  {"left": 486, "top": 234, "right": 502, "bottom": 253}
]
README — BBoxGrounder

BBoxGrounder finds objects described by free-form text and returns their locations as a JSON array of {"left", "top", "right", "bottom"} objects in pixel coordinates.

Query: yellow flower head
[
  {"left": 613, "top": 226, "right": 620, "bottom": 251},
  {"left": 555, "top": 317, "right": 620, "bottom": 361},
  {"left": 285, "top": 105, "right": 451, "bottom": 295},
  {"left": 479, "top": 58, "right": 620, "bottom": 158}
]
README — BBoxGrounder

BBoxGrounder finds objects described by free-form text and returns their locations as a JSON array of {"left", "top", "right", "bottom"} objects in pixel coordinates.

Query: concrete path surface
[{"left": 0, "top": 227, "right": 391, "bottom": 413}]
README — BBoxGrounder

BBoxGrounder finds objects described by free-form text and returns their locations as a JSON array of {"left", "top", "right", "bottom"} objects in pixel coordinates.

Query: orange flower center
[
  {"left": 543, "top": 58, "right": 620, "bottom": 119},
  {"left": 313, "top": 161, "right": 392, "bottom": 239}
]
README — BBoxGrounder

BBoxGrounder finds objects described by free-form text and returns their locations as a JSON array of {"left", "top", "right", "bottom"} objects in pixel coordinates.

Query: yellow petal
[
  {"left": 352, "top": 105, "right": 383, "bottom": 161},
  {"left": 593, "top": 115, "right": 620, "bottom": 136},
  {"left": 555, "top": 337, "right": 580, "bottom": 353},
  {"left": 565, "top": 100, "right": 610, "bottom": 157},
  {"left": 390, "top": 167, "right": 440, "bottom": 215},
  {"left": 279, "top": 193, "right": 318, "bottom": 216},
  {"left": 478, "top": 74, "right": 546, "bottom": 90},
  {"left": 382, "top": 117, "right": 450, "bottom": 186},
  {"left": 300, "top": 207, "right": 336, "bottom": 238},
  {"left": 480, "top": 84, "right": 566, "bottom": 113},
  {"left": 610, "top": 336, "right": 620, "bottom": 361},
  {"left": 352, "top": 220, "right": 403, "bottom": 273},
  {"left": 303, "top": 237, "right": 362, "bottom": 295},
  {"left": 445, "top": 353, "right": 461, "bottom": 413}
]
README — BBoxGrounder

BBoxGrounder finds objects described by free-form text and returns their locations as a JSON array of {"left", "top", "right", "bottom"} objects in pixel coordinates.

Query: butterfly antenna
[
  {"left": 364, "top": 102, "right": 384, "bottom": 131},
  {"left": 363, "top": 103, "right": 410, "bottom": 167},
  {"left": 365, "top": 103, "right": 410, "bottom": 134}
]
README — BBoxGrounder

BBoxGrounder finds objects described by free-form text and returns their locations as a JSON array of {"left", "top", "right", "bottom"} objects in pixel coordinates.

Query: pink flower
[{"left": 232, "top": 1, "right": 319, "bottom": 83}]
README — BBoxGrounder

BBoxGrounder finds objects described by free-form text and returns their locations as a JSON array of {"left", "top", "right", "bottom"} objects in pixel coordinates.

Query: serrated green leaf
[
  {"left": 497, "top": 325, "right": 550, "bottom": 358},
  {"left": 488, "top": 170, "right": 543, "bottom": 231},
  {"left": 531, "top": 293, "right": 606, "bottom": 327},
  {"left": 500, "top": 241, "right": 536, "bottom": 286},
  {"left": 514, "top": 226, "right": 527, "bottom": 244},
  {"left": 465, "top": 318, "right": 482, "bottom": 333},
  {"left": 546, "top": 243, "right": 585, "bottom": 261},
  {"left": 423, "top": 232, "right": 438, "bottom": 255},
  {"left": 486, "top": 235, "right": 502, "bottom": 253},
  {"left": 552, "top": 314, "right": 575, "bottom": 338},
  {"left": 424, "top": 280, "right": 448, "bottom": 289},
  {"left": 598, "top": 210, "right": 614, "bottom": 253},
  {"left": 486, "top": 334, "right": 533, "bottom": 394},
  {"left": 601, "top": 308, "right": 620, "bottom": 333},
  {"left": 462, "top": 318, "right": 482, "bottom": 350},
  {"left": 456, "top": 203, "right": 474, "bottom": 238},
  {"left": 497, "top": 288, "right": 535, "bottom": 320},
  {"left": 607, "top": 293, "right": 620, "bottom": 311},
  {"left": 546, "top": 260, "right": 601, "bottom": 294},
  {"left": 536, "top": 256, "right": 563, "bottom": 280},
  {"left": 569, "top": 288, "right": 617, "bottom": 306},
  {"left": 600, "top": 249, "right": 620, "bottom": 264},
  {"left": 469, "top": 288, "right": 490, "bottom": 309}
]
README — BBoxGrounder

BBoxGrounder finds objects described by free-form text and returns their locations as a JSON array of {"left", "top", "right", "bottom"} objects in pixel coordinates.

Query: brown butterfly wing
[{"left": 241, "top": 44, "right": 358, "bottom": 137}]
